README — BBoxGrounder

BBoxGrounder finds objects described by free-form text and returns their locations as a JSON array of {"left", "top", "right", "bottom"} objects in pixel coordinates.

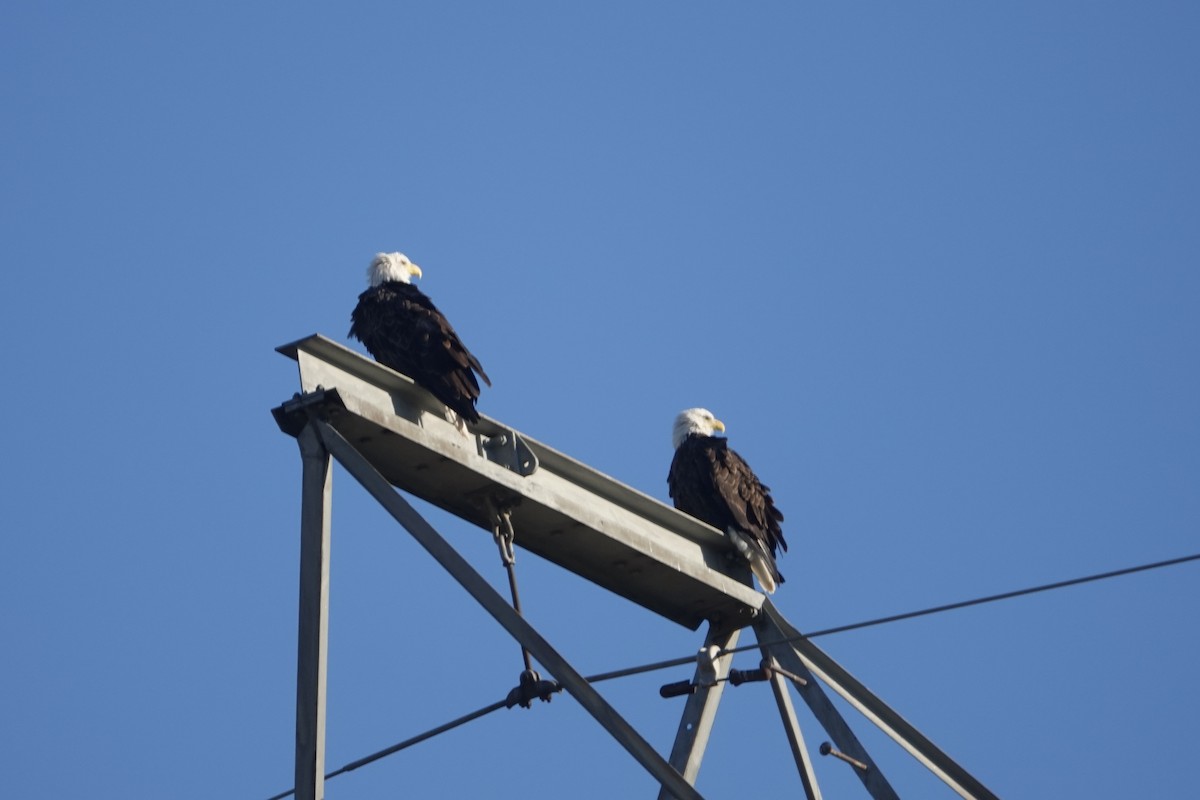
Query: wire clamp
[
  {"left": 505, "top": 668, "right": 561, "bottom": 709},
  {"left": 727, "top": 666, "right": 770, "bottom": 686}
]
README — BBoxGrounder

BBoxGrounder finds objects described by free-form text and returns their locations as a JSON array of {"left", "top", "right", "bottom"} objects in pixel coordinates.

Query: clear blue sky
[{"left": 3, "top": 3, "right": 1198, "bottom": 798}]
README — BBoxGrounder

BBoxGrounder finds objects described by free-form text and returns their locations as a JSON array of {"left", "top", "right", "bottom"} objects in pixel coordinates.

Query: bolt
[
  {"left": 760, "top": 658, "right": 808, "bottom": 686},
  {"left": 819, "top": 741, "right": 869, "bottom": 771}
]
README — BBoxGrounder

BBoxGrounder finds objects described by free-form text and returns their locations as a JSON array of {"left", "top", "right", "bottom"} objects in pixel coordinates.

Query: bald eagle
[
  {"left": 668, "top": 408, "right": 787, "bottom": 594},
  {"left": 349, "top": 252, "right": 491, "bottom": 425}
]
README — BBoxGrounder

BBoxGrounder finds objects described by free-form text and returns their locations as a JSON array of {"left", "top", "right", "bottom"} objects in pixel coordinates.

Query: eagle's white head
[
  {"left": 672, "top": 408, "right": 726, "bottom": 450},
  {"left": 367, "top": 252, "right": 423, "bottom": 287}
]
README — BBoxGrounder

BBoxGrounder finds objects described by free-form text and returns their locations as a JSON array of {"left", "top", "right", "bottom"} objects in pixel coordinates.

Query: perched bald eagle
[
  {"left": 668, "top": 408, "right": 787, "bottom": 593},
  {"left": 349, "top": 252, "right": 491, "bottom": 424}
]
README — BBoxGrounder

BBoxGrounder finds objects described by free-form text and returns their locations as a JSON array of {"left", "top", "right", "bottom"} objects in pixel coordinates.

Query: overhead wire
[
  {"left": 264, "top": 550, "right": 1199, "bottom": 799},
  {"left": 263, "top": 660, "right": 692, "bottom": 800},
  {"left": 569, "top": 552, "right": 1200, "bottom": 680},
  {"left": 264, "top": 699, "right": 510, "bottom": 800},
  {"left": 731, "top": 550, "right": 1200, "bottom": 657}
]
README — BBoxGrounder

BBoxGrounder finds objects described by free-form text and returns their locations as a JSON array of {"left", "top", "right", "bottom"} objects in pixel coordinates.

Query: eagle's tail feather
[
  {"left": 727, "top": 529, "right": 779, "bottom": 595},
  {"left": 749, "top": 553, "right": 778, "bottom": 595},
  {"left": 445, "top": 407, "right": 471, "bottom": 438}
]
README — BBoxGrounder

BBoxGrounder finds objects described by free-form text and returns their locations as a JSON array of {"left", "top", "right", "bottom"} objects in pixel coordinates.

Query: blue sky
[{"left": 3, "top": 3, "right": 1198, "bottom": 798}]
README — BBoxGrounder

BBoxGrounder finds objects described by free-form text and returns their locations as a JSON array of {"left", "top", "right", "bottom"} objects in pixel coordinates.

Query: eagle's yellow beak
[
  {"left": 409, "top": 264, "right": 423, "bottom": 279},
  {"left": 711, "top": 418, "right": 726, "bottom": 433}
]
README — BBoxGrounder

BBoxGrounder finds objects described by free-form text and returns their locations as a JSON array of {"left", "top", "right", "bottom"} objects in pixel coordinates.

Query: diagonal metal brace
[
  {"left": 760, "top": 600, "right": 999, "bottom": 800},
  {"left": 309, "top": 417, "right": 705, "bottom": 800},
  {"left": 762, "top": 653, "right": 823, "bottom": 800},
  {"left": 754, "top": 613, "right": 900, "bottom": 800},
  {"left": 656, "top": 626, "right": 740, "bottom": 800}
]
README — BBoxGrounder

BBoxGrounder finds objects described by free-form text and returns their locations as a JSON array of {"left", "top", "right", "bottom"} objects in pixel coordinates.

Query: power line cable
[
  {"left": 733, "top": 550, "right": 1200, "bottom": 657},
  {"left": 264, "top": 660, "right": 685, "bottom": 800},
  {"left": 582, "top": 552, "right": 1200, "bottom": 677},
  {"left": 265, "top": 699, "right": 509, "bottom": 800}
]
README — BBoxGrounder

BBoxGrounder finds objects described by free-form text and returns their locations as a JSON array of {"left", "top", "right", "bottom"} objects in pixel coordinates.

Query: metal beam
[
  {"left": 657, "top": 625, "right": 741, "bottom": 799},
  {"left": 294, "top": 423, "right": 331, "bottom": 800},
  {"left": 309, "top": 417, "right": 705, "bottom": 800},
  {"left": 760, "top": 601, "right": 1000, "bottom": 800},
  {"left": 763, "top": 655, "right": 822, "bottom": 800},
  {"left": 754, "top": 614, "right": 900, "bottom": 800},
  {"left": 276, "top": 334, "right": 761, "bottom": 631}
]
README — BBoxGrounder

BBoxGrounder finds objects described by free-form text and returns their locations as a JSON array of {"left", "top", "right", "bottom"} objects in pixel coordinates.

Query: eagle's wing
[{"left": 712, "top": 442, "right": 787, "bottom": 557}]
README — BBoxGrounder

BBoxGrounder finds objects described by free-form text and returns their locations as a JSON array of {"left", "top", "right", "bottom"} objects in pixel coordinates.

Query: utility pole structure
[{"left": 272, "top": 334, "right": 999, "bottom": 800}]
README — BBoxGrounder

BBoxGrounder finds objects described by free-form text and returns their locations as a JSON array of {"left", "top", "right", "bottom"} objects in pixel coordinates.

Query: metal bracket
[
  {"left": 504, "top": 669, "right": 561, "bottom": 709},
  {"left": 479, "top": 429, "right": 539, "bottom": 476},
  {"left": 695, "top": 645, "right": 721, "bottom": 688},
  {"left": 271, "top": 386, "right": 346, "bottom": 437}
]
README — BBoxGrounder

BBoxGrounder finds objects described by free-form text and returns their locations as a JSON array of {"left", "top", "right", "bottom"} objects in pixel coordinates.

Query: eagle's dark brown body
[
  {"left": 668, "top": 433, "right": 787, "bottom": 588},
  {"left": 349, "top": 281, "right": 490, "bottom": 423}
]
